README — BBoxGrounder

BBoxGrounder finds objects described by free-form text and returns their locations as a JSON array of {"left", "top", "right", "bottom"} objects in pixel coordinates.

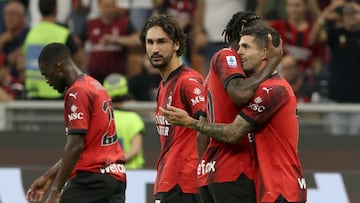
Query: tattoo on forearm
[{"left": 191, "top": 118, "right": 252, "bottom": 143}]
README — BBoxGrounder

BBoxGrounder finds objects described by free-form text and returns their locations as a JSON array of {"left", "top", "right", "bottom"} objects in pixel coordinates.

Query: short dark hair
[
  {"left": 38, "top": 43, "right": 71, "bottom": 67},
  {"left": 39, "top": 0, "right": 56, "bottom": 17},
  {"left": 139, "top": 15, "right": 186, "bottom": 56},
  {"left": 240, "top": 26, "right": 281, "bottom": 49},
  {"left": 222, "top": 11, "right": 264, "bottom": 44}
]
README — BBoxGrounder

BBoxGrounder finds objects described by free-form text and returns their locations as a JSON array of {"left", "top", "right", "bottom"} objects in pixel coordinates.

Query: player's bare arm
[
  {"left": 196, "top": 115, "right": 210, "bottom": 159},
  {"left": 227, "top": 34, "right": 283, "bottom": 106},
  {"left": 46, "top": 135, "right": 84, "bottom": 200},
  {"left": 26, "top": 159, "right": 62, "bottom": 202},
  {"left": 161, "top": 106, "right": 254, "bottom": 144}
]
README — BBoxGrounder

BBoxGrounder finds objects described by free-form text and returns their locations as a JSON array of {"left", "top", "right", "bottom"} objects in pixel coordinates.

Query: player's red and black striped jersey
[
  {"left": 239, "top": 74, "right": 307, "bottom": 202},
  {"left": 154, "top": 65, "right": 205, "bottom": 194},
  {"left": 64, "top": 74, "right": 126, "bottom": 182},
  {"left": 199, "top": 48, "right": 254, "bottom": 186}
]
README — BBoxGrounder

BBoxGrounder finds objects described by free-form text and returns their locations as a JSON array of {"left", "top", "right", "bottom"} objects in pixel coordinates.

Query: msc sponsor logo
[
  {"left": 191, "top": 95, "right": 205, "bottom": 105},
  {"left": 68, "top": 104, "right": 84, "bottom": 121},
  {"left": 197, "top": 160, "right": 216, "bottom": 176},
  {"left": 68, "top": 112, "right": 84, "bottom": 121},
  {"left": 248, "top": 96, "right": 265, "bottom": 112}
]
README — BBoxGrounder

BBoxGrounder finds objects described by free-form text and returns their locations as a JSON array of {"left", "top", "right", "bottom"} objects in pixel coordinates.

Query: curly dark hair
[
  {"left": 222, "top": 11, "right": 264, "bottom": 45},
  {"left": 139, "top": 14, "right": 187, "bottom": 57}
]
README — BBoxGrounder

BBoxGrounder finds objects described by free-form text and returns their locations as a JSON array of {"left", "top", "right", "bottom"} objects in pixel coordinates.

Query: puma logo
[
  {"left": 262, "top": 87, "right": 272, "bottom": 94},
  {"left": 69, "top": 92, "right": 78, "bottom": 99}
]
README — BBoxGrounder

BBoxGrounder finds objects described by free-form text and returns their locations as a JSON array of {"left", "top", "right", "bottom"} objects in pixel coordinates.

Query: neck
[
  {"left": 288, "top": 17, "right": 308, "bottom": 29},
  {"left": 159, "top": 57, "right": 183, "bottom": 82},
  {"left": 66, "top": 65, "right": 83, "bottom": 87},
  {"left": 101, "top": 15, "right": 117, "bottom": 25},
  {"left": 42, "top": 15, "right": 56, "bottom": 23}
]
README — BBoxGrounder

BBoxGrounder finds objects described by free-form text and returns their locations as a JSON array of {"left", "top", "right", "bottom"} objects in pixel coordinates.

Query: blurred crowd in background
[{"left": 1, "top": 0, "right": 360, "bottom": 106}]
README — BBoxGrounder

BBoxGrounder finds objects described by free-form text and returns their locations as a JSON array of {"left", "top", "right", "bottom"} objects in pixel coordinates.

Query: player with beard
[
  {"left": 193, "top": 11, "right": 283, "bottom": 203},
  {"left": 162, "top": 26, "right": 307, "bottom": 203},
  {"left": 139, "top": 15, "right": 205, "bottom": 203},
  {"left": 26, "top": 43, "right": 126, "bottom": 203}
]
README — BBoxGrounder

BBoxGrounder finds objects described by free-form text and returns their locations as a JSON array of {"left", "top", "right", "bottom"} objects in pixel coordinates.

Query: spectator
[
  {"left": 0, "top": 56, "right": 16, "bottom": 102},
  {"left": 198, "top": 0, "right": 248, "bottom": 74},
  {"left": 279, "top": 54, "right": 315, "bottom": 103},
  {"left": 129, "top": 0, "right": 153, "bottom": 32},
  {"left": 103, "top": 73, "right": 146, "bottom": 169},
  {"left": 26, "top": 43, "right": 126, "bottom": 203},
  {"left": 140, "top": 15, "right": 205, "bottom": 202},
  {"left": 23, "top": 0, "right": 87, "bottom": 99},
  {"left": 162, "top": 25, "right": 307, "bottom": 203},
  {"left": 0, "top": 0, "right": 29, "bottom": 85},
  {"left": 83, "top": 0, "right": 140, "bottom": 83},
  {"left": 28, "top": 0, "right": 72, "bottom": 27},
  {"left": 153, "top": 0, "right": 206, "bottom": 75},
  {"left": 311, "top": 0, "right": 360, "bottom": 135},
  {"left": 256, "top": 0, "right": 325, "bottom": 78}
]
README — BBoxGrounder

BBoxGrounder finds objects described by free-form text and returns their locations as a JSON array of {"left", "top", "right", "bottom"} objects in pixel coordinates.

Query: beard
[{"left": 148, "top": 51, "right": 174, "bottom": 69}]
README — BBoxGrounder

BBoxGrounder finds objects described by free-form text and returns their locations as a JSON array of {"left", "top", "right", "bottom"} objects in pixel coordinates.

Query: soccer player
[
  {"left": 161, "top": 26, "right": 307, "bottom": 203},
  {"left": 195, "top": 11, "right": 283, "bottom": 203},
  {"left": 139, "top": 15, "right": 205, "bottom": 202},
  {"left": 26, "top": 43, "right": 126, "bottom": 203}
]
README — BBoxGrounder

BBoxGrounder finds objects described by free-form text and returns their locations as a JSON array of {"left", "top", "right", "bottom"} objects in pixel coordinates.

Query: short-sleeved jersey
[
  {"left": 198, "top": 48, "right": 253, "bottom": 186},
  {"left": 239, "top": 74, "right": 306, "bottom": 202},
  {"left": 154, "top": 65, "right": 205, "bottom": 194},
  {"left": 113, "top": 109, "right": 145, "bottom": 169},
  {"left": 64, "top": 74, "right": 126, "bottom": 182}
]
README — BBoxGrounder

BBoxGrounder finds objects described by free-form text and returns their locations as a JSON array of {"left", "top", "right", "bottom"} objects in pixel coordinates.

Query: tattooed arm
[
  {"left": 196, "top": 116, "right": 210, "bottom": 159},
  {"left": 161, "top": 106, "right": 254, "bottom": 144}
]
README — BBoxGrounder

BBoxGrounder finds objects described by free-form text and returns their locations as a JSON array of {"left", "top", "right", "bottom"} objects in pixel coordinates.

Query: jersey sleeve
[
  {"left": 212, "top": 49, "right": 246, "bottom": 88},
  {"left": 180, "top": 75, "right": 206, "bottom": 119},
  {"left": 239, "top": 83, "right": 289, "bottom": 127},
  {"left": 64, "top": 86, "right": 91, "bottom": 135}
]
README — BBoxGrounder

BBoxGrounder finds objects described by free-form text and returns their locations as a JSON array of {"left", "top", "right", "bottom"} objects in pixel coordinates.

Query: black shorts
[
  {"left": 60, "top": 171, "right": 126, "bottom": 203},
  {"left": 199, "top": 173, "right": 256, "bottom": 203},
  {"left": 155, "top": 184, "right": 201, "bottom": 203},
  {"left": 274, "top": 195, "right": 306, "bottom": 203}
]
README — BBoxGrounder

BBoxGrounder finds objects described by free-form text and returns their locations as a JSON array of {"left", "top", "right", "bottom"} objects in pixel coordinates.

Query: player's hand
[
  {"left": 26, "top": 176, "right": 53, "bottom": 202},
  {"left": 160, "top": 106, "right": 194, "bottom": 127},
  {"left": 266, "top": 33, "right": 283, "bottom": 71}
]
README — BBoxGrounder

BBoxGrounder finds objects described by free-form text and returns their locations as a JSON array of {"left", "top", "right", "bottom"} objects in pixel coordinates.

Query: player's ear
[
  {"left": 54, "top": 62, "right": 65, "bottom": 73},
  {"left": 261, "top": 48, "right": 267, "bottom": 61}
]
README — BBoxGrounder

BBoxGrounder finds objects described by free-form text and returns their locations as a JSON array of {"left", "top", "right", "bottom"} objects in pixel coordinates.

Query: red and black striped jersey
[
  {"left": 199, "top": 47, "right": 254, "bottom": 186},
  {"left": 64, "top": 74, "right": 126, "bottom": 182},
  {"left": 239, "top": 74, "right": 307, "bottom": 202},
  {"left": 154, "top": 65, "right": 205, "bottom": 194}
]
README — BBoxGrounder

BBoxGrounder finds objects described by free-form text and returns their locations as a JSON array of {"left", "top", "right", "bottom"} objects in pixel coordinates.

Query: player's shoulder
[
  {"left": 180, "top": 67, "right": 204, "bottom": 81},
  {"left": 214, "top": 47, "right": 238, "bottom": 58},
  {"left": 258, "top": 75, "right": 291, "bottom": 96}
]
